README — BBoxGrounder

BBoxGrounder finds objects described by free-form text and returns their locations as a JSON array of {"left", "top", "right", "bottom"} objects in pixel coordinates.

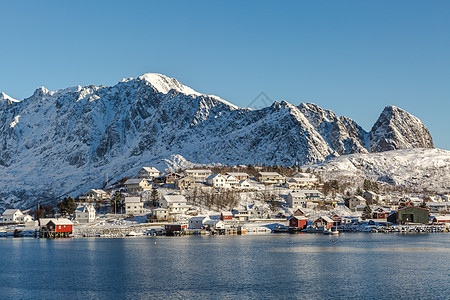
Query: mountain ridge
[{"left": 0, "top": 73, "right": 435, "bottom": 209}]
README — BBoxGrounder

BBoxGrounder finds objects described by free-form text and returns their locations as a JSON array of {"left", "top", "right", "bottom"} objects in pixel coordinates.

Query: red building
[
  {"left": 329, "top": 213, "right": 342, "bottom": 226},
  {"left": 221, "top": 212, "right": 233, "bottom": 220},
  {"left": 313, "top": 216, "right": 334, "bottom": 229},
  {"left": 289, "top": 216, "right": 308, "bottom": 229},
  {"left": 372, "top": 208, "right": 391, "bottom": 219},
  {"left": 40, "top": 218, "right": 73, "bottom": 238}
]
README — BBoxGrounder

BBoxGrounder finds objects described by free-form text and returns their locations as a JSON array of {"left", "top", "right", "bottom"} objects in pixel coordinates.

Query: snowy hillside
[
  {"left": 307, "top": 148, "right": 450, "bottom": 193},
  {"left": 0, "top": 73, "right": 436, "bottom": 209}
]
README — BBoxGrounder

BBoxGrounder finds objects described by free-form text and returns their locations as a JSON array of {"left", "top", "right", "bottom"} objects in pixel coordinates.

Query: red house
[
  {"left": 329, "top": 213, "right": 342, "bottom": 226},
  {"left": 41, "top": 218, "right": 73, "bottom": 238},
  {"left": 289, "top": 216, "right": 308, "bottom": 229},
  {"left": 313, "top": 216, "right": 334, "bottom": 229},
  {"left": 373, "top": 208, "right": 390, "bottom": 219},
  {"left": 221, "top": 211, "right": 233, "bottom": 221}
]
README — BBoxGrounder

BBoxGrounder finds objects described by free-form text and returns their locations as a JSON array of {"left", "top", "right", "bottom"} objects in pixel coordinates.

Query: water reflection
[{"left": 0, "top": 233, "right": 449, "bottom": 299}]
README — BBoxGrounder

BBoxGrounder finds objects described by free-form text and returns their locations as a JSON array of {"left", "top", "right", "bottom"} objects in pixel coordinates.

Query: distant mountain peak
[
  {"left": 0, "top": 92, "right": 19, "bottom": 104},
  {"left": 137, "top": 73, "right": 202, "bottom": 96}
]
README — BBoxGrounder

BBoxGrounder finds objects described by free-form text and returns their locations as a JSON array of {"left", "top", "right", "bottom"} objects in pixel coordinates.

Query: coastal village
[{"left": 1, "top": 165, "right": 450, "bottom": 238}]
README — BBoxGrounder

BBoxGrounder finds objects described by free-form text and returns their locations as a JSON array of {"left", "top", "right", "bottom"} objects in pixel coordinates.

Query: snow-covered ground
[{"left": 304, "top": 148, "right": 450, "bottom": 193}]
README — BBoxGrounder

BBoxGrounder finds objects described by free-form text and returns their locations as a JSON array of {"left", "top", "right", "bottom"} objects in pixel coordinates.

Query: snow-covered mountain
[{"left": 0, "top": 73, "right": 435, "bottom": 209}]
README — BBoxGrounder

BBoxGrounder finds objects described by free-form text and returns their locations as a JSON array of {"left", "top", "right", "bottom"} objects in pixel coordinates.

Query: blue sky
[{"left": 1, "top": 1, "right": 449, "bottom": 149}]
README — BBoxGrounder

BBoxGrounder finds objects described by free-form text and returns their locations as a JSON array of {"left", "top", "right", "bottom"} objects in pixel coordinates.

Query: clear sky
[{"left": 1, "top": 1, "right": 449, "bottom": 149}]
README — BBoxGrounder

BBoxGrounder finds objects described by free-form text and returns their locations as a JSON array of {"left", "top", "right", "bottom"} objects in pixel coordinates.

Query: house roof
[
  {"left": 316, "top": 216, "right": 333, "bottom": 223},
  {"left": 226, "top": 172, "right": 249, "bottom": 177},
  {"left": 226, "top": 175, "right": 238, "bottom": 181},
  {"left": 221, "top": 211, "right": 233, "bottom": 216},
  {"left": 205, "top": 174, "right": 225, "bottom": 180},
  {"left": 88, "top": 189, "right": 106, "bottom": 194},
  {"left": 2, "top": 209, "right": 21, "bottom": 216},
  {"left": 189, "top": 216, "right": 209, "bottom": 222},
  {"left": 291, "top": 216, "right": 308, "bottom": 220},
  {"left": 259, "top": 172, "right": 283, "bottom": 176},
  {"left": 141, "top": 167, "right": 160, "bottom": 173},
  {"left": 50, "top": 218, "right": 73, "bottom": 226},
  {"left": 124, "top": 197, "right": 141, "bottom": 203},
  {"left": 125, "top": 178, "right": 148, "bottom": 185},
  {"left": 185, "top": 169, "right": 212, "bottom": 173},
  {"left": 75, "top": 205, "right": 96, "bottom": 213},
  {"left": 163, "top": 195, "right": 187, "bottom": 203},
  {"left": 353, "top": 196, "right": 366, "bottom": 201}
]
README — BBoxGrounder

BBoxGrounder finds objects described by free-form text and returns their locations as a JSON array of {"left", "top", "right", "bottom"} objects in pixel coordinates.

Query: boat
[
  {"left": 323, "top": 228, "right": 339, "bottom": 235},
  {"left": 272, "top": 225, "right": 289, "bottom": 233}
]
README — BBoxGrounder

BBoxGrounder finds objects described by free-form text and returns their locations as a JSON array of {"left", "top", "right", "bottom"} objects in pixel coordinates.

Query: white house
[
  {"left": 1, "top": 209, "right": 24, "bottom": 223},
  {"left": 347, "top": 196, "right": 367, "bottom": 210},
  {"left": 188, "top": 216, "right": 211, "bottom": 229},
  {"left": 238, "top": 179, "right": 251, "bottom": 189},
  {"left": 74, "top": 205, "right": 96, "bottom": 223},
  {"left": 124, "top": 197, "right": 145, "bottom": 215},
  {"left": 226, "top": 175, "right": 239, "bottom": 187},
  {"left": 160, "top": 194, "right": 191, "bottom": 214},
  {"left": 206, "top": 174, "right": 229, "bottom": 188},
  {"left": 225, "top": 172, "right": 249, "bottom": 180},
  {"left": 137, "top": 167, "right": 160, "bottom": 180},
  {"left": 233, "top": 208, "right": 251, "bottom": 221},
  {"left": 152, "top": 207, "right": 169, "bottom": 220},
  {"left": 85, "top": 189, "right": 109, "bottom": 201},
  {"left": 204, "top": 219, "right": 225, "bottom": 229},
  {"left": 249, "top": 205, "right": 269, "bottom": 219},
  {"left": 285, "top": 177, "right": 318, "bottom": 189},
  {"left": 124, "top": 178, "right": 152, "bottom": 193},
  {"left": 184, "top": 169, "right": 212, "bottom": 182},
  {"left": 287, "top": 191, "right": 308, "bottom": 209}
]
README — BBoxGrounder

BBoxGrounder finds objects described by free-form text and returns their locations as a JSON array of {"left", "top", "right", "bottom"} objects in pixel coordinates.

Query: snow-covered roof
[
  {"left": 189, "top": 216, "right": 208, "bottom": 222},
  {"left": 75, "top": 205, "right": 96, "bottom": 213},
  {"left": 206, "top": 173, "right": 225, "bottom": 180},
  {"left": 317, "top": 216, "right": 333, "bottom": 223},
  {"left": 259, "top": 172, "right": 283, "bottom": 176},
  {"left": 141, "top": 167, "right": 160, "bottom": 173},
  {"left": 291, "top": 215, "right": 308, "bottom": 220},
  {"left": 1, "top": 209, "right": 21, "bottom": 216},
  {"left": 124, "top": 178, "right": 148, "bottom": 185},
  {"left": 226, "top": 172, "right": 249, "bottom": 177},
  {"left": 124, "top": 197, "right": 141, "bottom": 203},
  {"left": 185, "top": 169, "right": 211, "bottom": 173},
  {"left": 88, "top": 189, "right": 106, "bottom": 194},
  {"left": 288, "top": 177, "right": 318, "bottom": 183},
  {"left": 163, "top": 195, "right": 187, "bottom": 203},
  {"left": 50, "top": 218, "right": 73, "bottom": 226}
]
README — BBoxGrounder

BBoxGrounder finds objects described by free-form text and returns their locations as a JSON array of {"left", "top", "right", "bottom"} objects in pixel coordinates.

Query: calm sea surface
[{"left": 0, "top": 233, "right": 449, "bottom": 299}]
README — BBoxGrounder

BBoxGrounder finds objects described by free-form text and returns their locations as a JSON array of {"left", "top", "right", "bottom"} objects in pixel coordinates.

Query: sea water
[{"left": 0, "top": 233, "right": 449, "bottom": 299}]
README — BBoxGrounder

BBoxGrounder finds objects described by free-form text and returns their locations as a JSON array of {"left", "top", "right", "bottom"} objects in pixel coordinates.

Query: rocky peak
[{"left": 369, "top": 105, "right": 434, "bottom": 152}]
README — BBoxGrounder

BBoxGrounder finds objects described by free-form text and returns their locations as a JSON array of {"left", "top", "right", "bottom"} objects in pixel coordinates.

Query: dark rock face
[
  {"left": 369, "top": 106, "right": 434, "bottom": 152},
  {"left": 0, "top": 74, "right": 434, "bottom": 209}
]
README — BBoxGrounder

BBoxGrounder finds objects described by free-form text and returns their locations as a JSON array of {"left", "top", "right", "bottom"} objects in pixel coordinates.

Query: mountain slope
[
  {"left": 0, "top": 73, "right": 435, "bottom": 209},
  {"left": 307, "top": 148, "right": 450, "bottom": 193}
]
